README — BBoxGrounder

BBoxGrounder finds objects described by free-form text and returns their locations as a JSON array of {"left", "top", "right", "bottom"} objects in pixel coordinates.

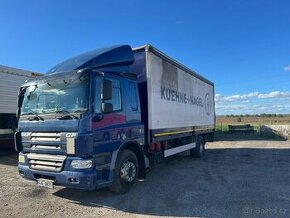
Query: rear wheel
[
  {"left": 190, "top": 136, "right": 205, "bottom": 158},
  {"left": 110, "top": 150, "right": 139, "bottom": 194},
  {"left": 207, "top": 132, "right": 215, "bottom": 142}
]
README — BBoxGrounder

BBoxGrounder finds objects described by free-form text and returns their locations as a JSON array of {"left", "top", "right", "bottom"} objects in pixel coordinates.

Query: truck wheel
[
  {"left": 190, "top": 136, "right": 205, "bottom": 158},
  {"left": 207, "top": 132, "right": 215, "bottom": 142},
  {"left": 109, "top": 150, "right": 139, "bottom": 194}
]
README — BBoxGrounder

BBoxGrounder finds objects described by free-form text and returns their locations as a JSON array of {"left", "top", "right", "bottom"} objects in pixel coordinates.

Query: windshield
[{"left": 21, "top": 77, "right": 89, "bottom": 116}]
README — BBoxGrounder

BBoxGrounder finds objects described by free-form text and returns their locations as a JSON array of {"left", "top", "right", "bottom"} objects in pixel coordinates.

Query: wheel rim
[{"left": 120, "top": 160, "right": 137, "bottom": 183}]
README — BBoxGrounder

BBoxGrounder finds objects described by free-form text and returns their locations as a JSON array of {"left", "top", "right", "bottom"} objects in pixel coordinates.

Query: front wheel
[{"left": 109, "top": 150, "right": 139, "bottom": 194}]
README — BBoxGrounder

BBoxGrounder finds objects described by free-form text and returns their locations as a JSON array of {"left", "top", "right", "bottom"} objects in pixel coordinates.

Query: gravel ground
[{"left": 1, "top": 140, "right": 290, "bottom": 218}]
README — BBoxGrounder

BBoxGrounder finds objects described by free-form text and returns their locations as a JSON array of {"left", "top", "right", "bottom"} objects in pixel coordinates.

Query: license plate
[{"left": 37, "top": 179, "right": 54, "bottom": 189}]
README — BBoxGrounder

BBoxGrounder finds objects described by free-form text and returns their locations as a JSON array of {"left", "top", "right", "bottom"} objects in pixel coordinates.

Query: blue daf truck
[{"left": 15, "top": 44, "right": 215, "bottom": 193}]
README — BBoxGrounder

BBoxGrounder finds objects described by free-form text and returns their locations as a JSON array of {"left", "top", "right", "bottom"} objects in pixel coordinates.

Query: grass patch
[{"left": 215, "top": 123, "right": 289, "bottom": 141}]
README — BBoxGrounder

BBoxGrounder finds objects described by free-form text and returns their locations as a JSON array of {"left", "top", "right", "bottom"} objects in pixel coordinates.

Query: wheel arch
[{"left": 111, "top": 141, "right": 146, "bottom": 179}]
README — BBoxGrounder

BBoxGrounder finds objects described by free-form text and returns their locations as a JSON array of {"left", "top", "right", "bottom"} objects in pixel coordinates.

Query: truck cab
[{"left": 15, "top": 45, "right": 147, "bottom": 193}]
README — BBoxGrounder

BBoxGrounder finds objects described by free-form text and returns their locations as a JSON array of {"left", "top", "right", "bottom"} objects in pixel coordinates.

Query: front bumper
[
  {"left": 19, "top": 165, "right": 101, "bottom": 189},
  {"left": 18, "top": 153, "right": 113, "bottom": 190}
]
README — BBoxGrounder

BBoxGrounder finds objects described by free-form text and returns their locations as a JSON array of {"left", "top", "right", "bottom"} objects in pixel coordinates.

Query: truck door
[
  {"left": 92, "top": 76, "right": 126, "bottom": 129},
  {"left": 125, "top": 81, "right": 140, "bottom": 122}
]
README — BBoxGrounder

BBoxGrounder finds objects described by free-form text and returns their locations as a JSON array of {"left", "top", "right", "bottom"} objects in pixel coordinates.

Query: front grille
[
  {"left": 27, "top": 153, "right": 66, "bottom": 172},
  {"left": 30, "top": 132, "right": 61, "bottom": 142},
  {"left": 30, "top": 144, "right": 61, "bottom": 150},
  {"left": 22, "top": 132, "right": 66, "bottom": 153}
]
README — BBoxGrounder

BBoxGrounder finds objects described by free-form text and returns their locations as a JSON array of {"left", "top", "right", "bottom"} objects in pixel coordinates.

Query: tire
[
  {"left": 207, "top": 132, "right": 215, "bottom": 142},
  {"left": 190, "top": 136, "right": 205, "bottom": 158},
  {"left": 109, "top": 150, "right": 139, "bottom": 194}
]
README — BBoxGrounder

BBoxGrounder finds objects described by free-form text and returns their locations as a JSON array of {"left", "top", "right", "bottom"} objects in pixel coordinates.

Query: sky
[{"left": 0, "top": 0, "right": 290, "bottom": 115}]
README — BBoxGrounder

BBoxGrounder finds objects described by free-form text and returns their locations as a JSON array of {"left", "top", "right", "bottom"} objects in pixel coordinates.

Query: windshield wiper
[
  {"left": 22, "top": 108, "right": 44, "bottom": 121},
  {"left": 54, "top": 110, "right": 79, "bottom": 119}
]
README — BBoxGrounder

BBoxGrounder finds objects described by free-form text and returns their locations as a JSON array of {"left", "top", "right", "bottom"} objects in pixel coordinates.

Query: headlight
[
  {"left": 19, "top": 155, "right": 25, "bottom": 163},
  {"left": 71, "top": 160, "right": 92, "bottom": 169}
]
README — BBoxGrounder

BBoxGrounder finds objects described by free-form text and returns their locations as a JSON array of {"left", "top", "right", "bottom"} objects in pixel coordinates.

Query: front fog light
[{"left": 71, "top": 160, "right": 92, "bottom": 169}]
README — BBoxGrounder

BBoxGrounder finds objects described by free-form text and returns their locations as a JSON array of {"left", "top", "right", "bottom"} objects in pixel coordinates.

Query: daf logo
[{"left": 66, "top": 133, "right": 77, "bottom": 138}]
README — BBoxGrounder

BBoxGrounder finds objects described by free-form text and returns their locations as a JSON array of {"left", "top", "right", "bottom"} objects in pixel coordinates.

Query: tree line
[{"left": 224, "top": 114, "right": 286, "bottom": 118}]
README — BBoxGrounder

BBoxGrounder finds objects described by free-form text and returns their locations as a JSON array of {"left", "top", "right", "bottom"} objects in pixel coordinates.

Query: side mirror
[
  {"left": 102, "top": 102, "right": 113, "bottom": 113},
  {"left": 17, "top": 87, "right": 25, "bottom": 108},
  {"left": 16, "top": 108, "right": 20, "bottom": 121},
  {"left": 101, "top": 79, "right": 112, "bottom": 100},
  {"left": 16, "top": 87, "right": 26, "bottom": 121}
]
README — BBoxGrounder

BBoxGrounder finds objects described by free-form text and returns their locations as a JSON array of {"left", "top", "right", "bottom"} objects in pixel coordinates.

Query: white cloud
[
  {"left": 258, "top": 91, "right": 290, "bottom": 98},
  {"left": 215, "top": 91, "right": 290, "bottom": 115},
  {"left": 216, "top": 104, "right": 246, "bottom": 110},
  {"left": 247, "top": 92, "right": 259, "bottom": 98},
  {"left": 215, "top": 91, "right": 290, "bottom": 103},
  {"left": 284, "top": 66, "right": 290, "bottom": 71}
]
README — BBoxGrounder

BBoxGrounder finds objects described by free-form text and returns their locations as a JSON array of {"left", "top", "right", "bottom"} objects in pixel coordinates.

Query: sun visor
[{"left": 47, "top": 45, "right": 134, "bottom": 74}]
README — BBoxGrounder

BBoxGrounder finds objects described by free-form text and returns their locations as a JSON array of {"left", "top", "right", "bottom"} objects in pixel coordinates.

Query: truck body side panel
[{"left": 147, "top": 51, "right": 215, "bottom": 130}]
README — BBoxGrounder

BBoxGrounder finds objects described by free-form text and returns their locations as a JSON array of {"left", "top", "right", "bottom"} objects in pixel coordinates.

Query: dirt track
[{"left": 1, "top": 140, "right": 290, "bottom": 218}]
